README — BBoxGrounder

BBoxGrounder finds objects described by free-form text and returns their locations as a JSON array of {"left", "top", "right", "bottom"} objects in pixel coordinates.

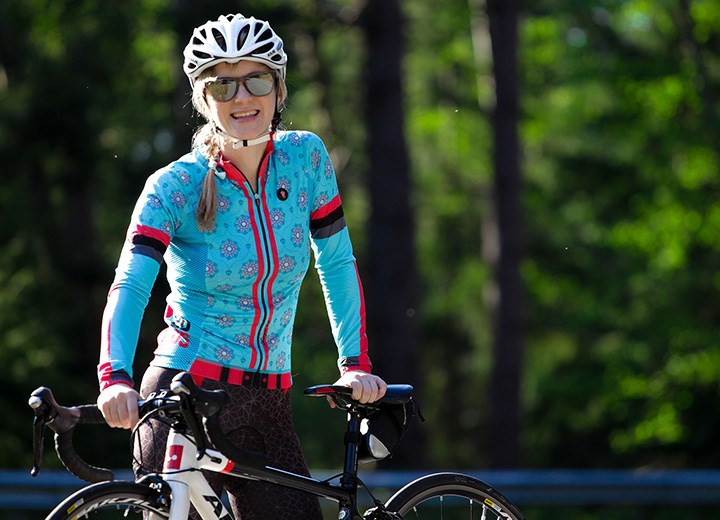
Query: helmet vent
[
  {"left": 237, "top": 26, "right": 250, "bottom": 49},
  {"left": 255, "top": 42, "right": 273, "bottom": 55},
  {"left": 211, "top": 28, "right": 227, "bottom": 51},
  {"left": 258, "top": 28, "right": 273, "bottom": 42}
]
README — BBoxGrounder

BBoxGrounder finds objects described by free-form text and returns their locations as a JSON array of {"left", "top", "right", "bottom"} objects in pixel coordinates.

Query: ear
[{"left": 276, "top": 79, "right": 288, "bottom": 109}]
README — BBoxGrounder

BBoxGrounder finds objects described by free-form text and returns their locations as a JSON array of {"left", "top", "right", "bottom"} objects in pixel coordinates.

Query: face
[{"left": 204, "top": 61, "right": 280, "bottom": 142}]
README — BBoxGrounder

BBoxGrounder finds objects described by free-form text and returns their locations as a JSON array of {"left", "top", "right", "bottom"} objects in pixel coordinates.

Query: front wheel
[
  {"left": 46, "top": 480, "right": 170, "bottom": 519},
  {"left": 382, "top": 472, "right": 525, "bottom": 520}
]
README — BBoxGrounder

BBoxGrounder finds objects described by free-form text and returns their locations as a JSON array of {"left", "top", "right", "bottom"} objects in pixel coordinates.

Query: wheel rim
[
  {"left": 394, "top": 485, "right": 517, "bottom": 519},
  {"left": 54, "top": 492, "right": 169, "bottom": 519}
]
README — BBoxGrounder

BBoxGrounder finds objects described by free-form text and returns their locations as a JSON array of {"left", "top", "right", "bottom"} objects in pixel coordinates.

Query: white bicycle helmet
[{"left": 183, "top": 14, "right": 287, "bottom": 83}]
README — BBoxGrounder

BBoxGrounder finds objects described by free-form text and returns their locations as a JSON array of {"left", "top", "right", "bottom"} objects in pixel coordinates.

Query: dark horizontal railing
[{"left": 2, "top": 469, "right": 720, "bottom": 510}]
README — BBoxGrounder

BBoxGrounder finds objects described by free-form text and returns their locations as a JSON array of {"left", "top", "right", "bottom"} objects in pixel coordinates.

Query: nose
[{"left": 233, "top": 82, "right": 253, "bottom": 101}]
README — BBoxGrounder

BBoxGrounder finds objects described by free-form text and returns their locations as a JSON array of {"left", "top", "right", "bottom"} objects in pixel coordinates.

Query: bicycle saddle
[{"left": 303, "top": 384, "right": 413, "bottom": 406}]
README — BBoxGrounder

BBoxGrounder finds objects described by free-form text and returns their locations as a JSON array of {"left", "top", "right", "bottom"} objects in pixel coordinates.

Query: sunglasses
[{"left": 204, "top": 72, "right": 277, "bottom": 102}]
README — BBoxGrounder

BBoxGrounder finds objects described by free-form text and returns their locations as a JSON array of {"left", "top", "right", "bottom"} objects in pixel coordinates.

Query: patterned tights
[{"left": 134, "top": 366, "right": 323, "bottom": 520}]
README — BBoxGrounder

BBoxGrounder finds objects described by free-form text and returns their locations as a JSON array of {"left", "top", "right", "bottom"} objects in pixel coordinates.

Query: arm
[
  {"left": 307, "top": 136, "right": 386, "bottom": 403},
  {"left": 97, "top": 173, "right": 178, "bottom": 427}
]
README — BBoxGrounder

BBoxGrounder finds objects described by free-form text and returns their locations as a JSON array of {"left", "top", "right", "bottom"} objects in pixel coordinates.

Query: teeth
[{"left": 233, "top": 110, "right": 257, "bottom": 118}]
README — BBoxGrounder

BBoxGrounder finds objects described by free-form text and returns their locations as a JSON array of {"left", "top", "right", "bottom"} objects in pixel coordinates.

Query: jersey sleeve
[
  {"left": 307, "top": 135, "right": 372, "bottom": 374},
  {"left": 97, "top": 169, "right": 183, "bottom": 391}
]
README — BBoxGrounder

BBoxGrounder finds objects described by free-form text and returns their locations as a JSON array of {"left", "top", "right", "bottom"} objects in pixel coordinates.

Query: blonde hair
[{"left": 190, "top": 67, "right": 288, "bottom": 230}]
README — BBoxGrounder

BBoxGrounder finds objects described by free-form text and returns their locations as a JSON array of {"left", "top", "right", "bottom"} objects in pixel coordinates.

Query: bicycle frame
[{"left": 160, "top": 408, "right": 364, "bottom": 519}]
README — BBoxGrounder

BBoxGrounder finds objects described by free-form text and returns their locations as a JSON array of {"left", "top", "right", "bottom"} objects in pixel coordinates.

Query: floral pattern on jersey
[
  {"left": 277, "top": 178, "right": 291, "bottom": 191},
  {"left": 277, "top": 150, "right": 290, "bottom": 165},
  {"left": 241, "top": 261, "right": 259, "bottom": 279},
  {"left": 270, "top": 209, "right": 285, "bottom": 228},
  {"left": 278, "top": 256, "right": 295, "bottom": 273},
  {"left": 207, "top": 296, "right": 215, "bottom": 307},
  {"left": 276, "top": 352, "right": 286, "bottom": 370},
  {"left": 314, "top": 193, "right": 329, "bottom": 211},
  {"left": 220, "top": 240, "right": 239, "bottom": 259},
  {"left": 236, "top": 296, "right": 254, "bottom": 311},
  {"left": 161, "top": 221, "right": 173, "bottom": 235},
  {"left": 311, "top": 148, "right": 321, "bottom": 170},
  {"left": 178, "top": 171, "right": 191, "bottom": 185},
  {"left": 170, "top": 191, "right": 186, "bottom": 208},
  {"left": 206, "top": 261, "right": 218, "bottom": 278},
  {"left": 216, "top": 315, "right": 234, "bottom": 328},
  {"left": 281, "top": 310, "right": 293, "bottom": 325},
  {"left": 215, "top": 345, "right": 234, "bottom": 363},
  {"left": 289, "top": 133, "right": 308, "bottom": 146},
  {"left": 272, "top": 292, "right": 286, "bottom": 307},
  {"left": 291, "top": 226, "right": 304, "bottom": 246},
  {"left": 234, "top": 334, "right": 251, "bottom": 348},
  {"left": 266, "top": 333, "right": 280, "bottom": 351},
  {"left": 216, "top": 285, "right": 233, "bottom": 293},
  {"left": 325, "top": 161, "right": 333, "bottom": 178},
  {"left": 235, "top": 216, "right": 252, "bottom": 234},
  {"left": 148, "top": 195, "right": 163, "bottom": 209},
  {"left": 297, "top": 190, "right": 308, "bottom": 209},
  {"left": 217, "top": 195, "right": 231, "bottom": 213}
]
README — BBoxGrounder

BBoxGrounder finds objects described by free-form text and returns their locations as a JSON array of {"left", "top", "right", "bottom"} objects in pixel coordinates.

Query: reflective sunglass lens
[
  {"left": 206, "top": 80, "right": 237, "bottom": 102},
  {"left": 205, "top": 73, "right": 275, "bottom": 102},
  {"left": 244, "top": 75, "right": 274, "bottom": 96}
]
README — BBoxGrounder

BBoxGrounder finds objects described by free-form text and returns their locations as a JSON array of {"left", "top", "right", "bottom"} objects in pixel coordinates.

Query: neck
[
  {"left": 215, "top": 126, "right": 273, "bottom": 149},
  {"left": 219, "top": 137, "right": 274, "bottom": 192}
]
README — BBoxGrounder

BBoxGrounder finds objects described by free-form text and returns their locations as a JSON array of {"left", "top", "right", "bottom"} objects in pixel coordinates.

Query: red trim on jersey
[
  {"left": 354, "top": 263, "right": 370, "bottom": 365},
  {"left": 258, "top": 178, "right": 280, "bottom": 371},
  {"left": 247, "top": 191, "right": 265, "bottom": 370},
  {"left": 188, "top": 359, "right": 292, "bottom": 389},
  {"left": 310, "top": 194, "right": 343, "bottom": 220},
  {"left": 129, "top": 224, "right": 171, "bottom": 247}
]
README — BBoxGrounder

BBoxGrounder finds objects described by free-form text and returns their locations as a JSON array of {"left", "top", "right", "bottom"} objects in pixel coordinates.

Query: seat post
[{"left": 340, "top": 408, "right": 362, "bottom": 492}]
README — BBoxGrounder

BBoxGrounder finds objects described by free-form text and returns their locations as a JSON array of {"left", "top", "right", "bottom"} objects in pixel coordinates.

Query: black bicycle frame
[{"left": 222, "top": 408, "right": 363, "bottom": 514}]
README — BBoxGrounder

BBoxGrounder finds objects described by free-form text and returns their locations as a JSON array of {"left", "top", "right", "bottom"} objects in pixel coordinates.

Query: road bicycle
[{"left": 29, "top": 371, "right": 525, "bottom": 519}]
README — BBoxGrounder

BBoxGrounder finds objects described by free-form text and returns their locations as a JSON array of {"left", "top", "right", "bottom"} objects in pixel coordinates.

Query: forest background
[{"left": 1, "top": 0, "right": 719, "bottom": 517}]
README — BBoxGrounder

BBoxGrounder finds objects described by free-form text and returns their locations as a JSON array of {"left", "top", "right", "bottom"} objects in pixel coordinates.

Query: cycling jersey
[{"left": 98, "top": 131, "right": 371, "bottom": 391}]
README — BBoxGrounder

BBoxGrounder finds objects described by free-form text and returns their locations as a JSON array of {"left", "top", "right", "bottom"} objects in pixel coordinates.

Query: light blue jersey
[{"left": 99, "top": 131, "right": 371, "bottom": 391}]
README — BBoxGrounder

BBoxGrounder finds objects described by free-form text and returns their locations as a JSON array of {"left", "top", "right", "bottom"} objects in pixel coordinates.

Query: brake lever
[
  {"left": 28, "top": 394, "right": 49, "bottom": 477},
  {"left": 30, "top": 414, "right": 46, "bottom": 477}
]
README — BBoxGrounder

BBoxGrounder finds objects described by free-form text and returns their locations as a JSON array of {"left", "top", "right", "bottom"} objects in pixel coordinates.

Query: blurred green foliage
[{"left": 1, "top": 0, "right": 719, "bottom": 501}]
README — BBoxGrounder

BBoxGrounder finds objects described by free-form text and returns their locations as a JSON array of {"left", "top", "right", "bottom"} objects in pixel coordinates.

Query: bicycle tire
[
  {"left": 382, "top": 472, "right": 525, "bottom": 520},
  {"left": 46, "top": 480, "right": 170, "bottom": 519}
]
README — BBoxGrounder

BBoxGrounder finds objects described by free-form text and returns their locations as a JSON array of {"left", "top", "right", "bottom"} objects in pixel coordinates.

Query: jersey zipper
[{"left": 252, "top": 190, "right": 273, "bottom": 372}]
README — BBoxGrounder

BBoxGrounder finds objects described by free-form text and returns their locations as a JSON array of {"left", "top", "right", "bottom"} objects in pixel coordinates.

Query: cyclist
[{"left": 96, "top": 12, "right": 386, "bottom": 519}]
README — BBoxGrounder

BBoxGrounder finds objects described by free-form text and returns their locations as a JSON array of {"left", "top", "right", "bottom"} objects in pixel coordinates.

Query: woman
[{"left": 96, "top": 13, "right": 386, "bottom": 519}]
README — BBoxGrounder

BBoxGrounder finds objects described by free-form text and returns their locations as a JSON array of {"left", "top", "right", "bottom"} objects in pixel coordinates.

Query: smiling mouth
[{"left": 232, "top": 110, "right": 259, "bottom": 119}]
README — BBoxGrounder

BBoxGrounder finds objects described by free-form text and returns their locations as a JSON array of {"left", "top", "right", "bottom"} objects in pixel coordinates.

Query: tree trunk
[
  {"left": 361, "top": 0, "right": 423, "bottom": 467},
  {"left": 486, "top": 0, "right": 524, "bottom": 468}
]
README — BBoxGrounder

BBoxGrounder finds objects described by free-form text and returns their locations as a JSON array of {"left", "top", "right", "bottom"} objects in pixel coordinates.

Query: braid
[{"left": 195, "top": 126, "right": 221, "bottom": 230}]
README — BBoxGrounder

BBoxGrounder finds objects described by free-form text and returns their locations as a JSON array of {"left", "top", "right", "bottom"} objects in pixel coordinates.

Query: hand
[
  {"left": 97, "top": 384, "right": 140, "bottom": 429},
  {"left": 329, "top": 371, "right": 387, "bottom": 409}
]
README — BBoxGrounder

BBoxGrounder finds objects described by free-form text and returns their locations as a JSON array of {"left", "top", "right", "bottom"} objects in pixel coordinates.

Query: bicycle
[{"left": 29, "top": 371, "right": 525, "bottom": 519}]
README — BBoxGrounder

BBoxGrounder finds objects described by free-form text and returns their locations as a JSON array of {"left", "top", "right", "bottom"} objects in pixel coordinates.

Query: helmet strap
[
  {"left": 271, "top": 92, "right": 283, "bottom": 130},
  {"left": 214, "top": 126, "right": 273, "bottom": 149}
]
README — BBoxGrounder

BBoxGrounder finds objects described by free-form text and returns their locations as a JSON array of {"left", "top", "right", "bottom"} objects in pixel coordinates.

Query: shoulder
[
  {"left": 274, "top": 130, "right": 326, "bottom": 151},
  {"left": 144, "top": 150, "right": 208, "bottom": 194}
]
